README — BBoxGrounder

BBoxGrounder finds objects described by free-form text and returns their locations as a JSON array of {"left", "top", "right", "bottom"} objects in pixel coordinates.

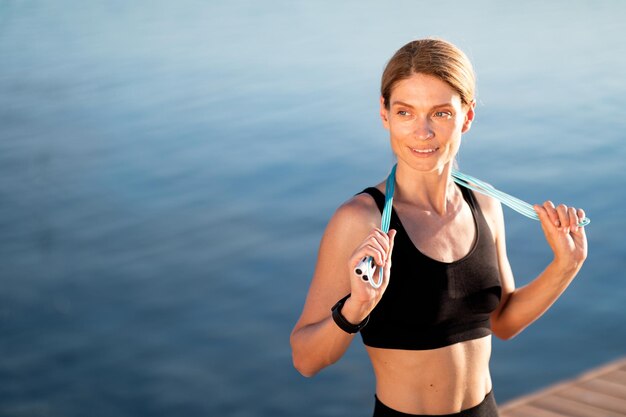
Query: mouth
[{"left": 410, "top": 147, "right": 439, "bottom": 157}]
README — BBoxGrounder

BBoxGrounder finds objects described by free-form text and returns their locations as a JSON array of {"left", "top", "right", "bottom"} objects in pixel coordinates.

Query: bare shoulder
[
  {"left": 315, "top": 187, "right": 384, "bottom": 280},
  {"left": 329, "top": 191, "right": 382, "bottom": 234}
]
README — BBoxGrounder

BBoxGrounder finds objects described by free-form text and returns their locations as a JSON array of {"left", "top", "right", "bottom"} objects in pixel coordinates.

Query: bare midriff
[{"left": 366, "top": 335, "right": 492, "bottom": 414}]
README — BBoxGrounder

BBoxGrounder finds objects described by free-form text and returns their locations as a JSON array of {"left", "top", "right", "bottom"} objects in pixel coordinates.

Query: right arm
[{"left": 289, "top": 195, "right": 396, "bottom": 377}]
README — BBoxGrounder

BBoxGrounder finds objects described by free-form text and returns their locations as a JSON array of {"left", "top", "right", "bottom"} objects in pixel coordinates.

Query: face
[{"left": 380, "top": 73, "right": 475, "bottom": 173}]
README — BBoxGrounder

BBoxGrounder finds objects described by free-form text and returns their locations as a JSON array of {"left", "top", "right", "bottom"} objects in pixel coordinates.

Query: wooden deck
[{"left": 499, "top": 357, "right": 626, "bottom": 417}]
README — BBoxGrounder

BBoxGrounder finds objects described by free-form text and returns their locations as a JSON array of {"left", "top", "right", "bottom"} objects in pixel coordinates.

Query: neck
[{"left": 392, "top": 162, "right": 459, "bottom": 216}]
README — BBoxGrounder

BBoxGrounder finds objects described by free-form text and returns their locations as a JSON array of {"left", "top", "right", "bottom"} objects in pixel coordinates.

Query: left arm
[{"left": 483, "top": 197, "right": 588, "bottom": 340}]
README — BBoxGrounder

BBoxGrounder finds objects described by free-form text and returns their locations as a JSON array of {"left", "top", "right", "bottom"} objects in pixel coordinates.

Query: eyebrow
[{"left": 391, "top": 100, "right": 455, "bottom": 109}]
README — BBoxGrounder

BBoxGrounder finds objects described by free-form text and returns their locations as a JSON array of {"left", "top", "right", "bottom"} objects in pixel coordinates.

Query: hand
[
  {"left": 342, "top": 228, "right": 396, "bottom": 323},
  {"left": 534, "top": 201, "right": 588, "bottom": 272}
]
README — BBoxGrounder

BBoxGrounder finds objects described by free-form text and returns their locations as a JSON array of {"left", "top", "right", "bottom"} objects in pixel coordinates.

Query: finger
[
  {"left": 388, "top": 229, "right": 396, "bottom": 247},
  {"left": 574, "top": 208, "right": 587, "bottom": 238},
  {"left": 382, "top": 229, "right": 397, "bottom": 285},
  {"left": 351, "top": 241, "right": 384, "bottom": 269},
  {"left": 534, "top": 204, "right": 546, "bottom": 218},
  {"left": 364, "top": 242, "right": 386, "bottom": 266},
  {"left": 373, "top": 227, "right": 388, "bottom": 237},
  {"left": 534, "top": 205, "right": 554, "bottom": 238},
  {"left": 383, "top": 231, "right": 396, "bottom": 273},
  {"left": 568, "top": 207, "right": 579, "bottom": 232},
  {"left": 370, "top": 233, "right": 393, "bottom": 264},
  {"left": 575, "top": 208, "right": 588, "bottom": 239},
  {"left": 534, "top": 204, "right": 546, "bottom": 219},
  {"left": 386, "top": 229, "right": 397, "bottom": 265},
  {"left": 360, "top": 229, "right": 395, "bottom": 271},
  {"left": 556, "top": 204, "right": 569, "bottom": 230},
  {"left": 543, "top": 201, "right": 560, "bottom": 228},
  {"left": 371, "top": 229, "right": 391, "bottom": 254}
]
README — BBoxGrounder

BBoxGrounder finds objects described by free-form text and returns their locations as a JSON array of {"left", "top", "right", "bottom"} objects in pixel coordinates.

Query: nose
[{"left": 414, "top": 118, "right": 434, "bottom": 140}]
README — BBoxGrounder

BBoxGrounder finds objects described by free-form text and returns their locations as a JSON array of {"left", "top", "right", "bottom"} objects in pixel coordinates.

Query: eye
[
  {"left": 397, "top": 110, "right": 411, "bottom": 117},
  {"left": 434, "top": 111, "right": 453, "bottom": 118}
]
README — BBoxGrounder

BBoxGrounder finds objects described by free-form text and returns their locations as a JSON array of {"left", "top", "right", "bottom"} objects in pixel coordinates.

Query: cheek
[
  {"left": 454, "top": 114, "right": 467, "bottom": 130},
  {"left": 441, "top": 118, "right": 464, "bottom": 136},
  {"left": 388, "top": 121, "right": 412, "bottom": 138}
]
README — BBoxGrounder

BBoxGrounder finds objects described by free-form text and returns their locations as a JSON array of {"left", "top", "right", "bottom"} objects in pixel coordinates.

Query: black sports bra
[{"left": 358, "top": 186, "right": 502, "bottom": 350}]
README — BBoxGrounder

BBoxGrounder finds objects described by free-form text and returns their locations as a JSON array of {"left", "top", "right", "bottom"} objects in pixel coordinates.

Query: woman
[{"left": 290, "top": 39, "right": 588, "bottom": 416}]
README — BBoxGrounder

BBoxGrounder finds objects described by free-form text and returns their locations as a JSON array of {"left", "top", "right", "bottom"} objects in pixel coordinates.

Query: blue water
[{"left": 1, "top": 1, "right": 625, "bottom": 416}]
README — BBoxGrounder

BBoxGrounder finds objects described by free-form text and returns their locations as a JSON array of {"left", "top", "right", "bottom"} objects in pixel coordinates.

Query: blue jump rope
[{"left": 353, "top": 164, "right": 591, "bottom": 288}]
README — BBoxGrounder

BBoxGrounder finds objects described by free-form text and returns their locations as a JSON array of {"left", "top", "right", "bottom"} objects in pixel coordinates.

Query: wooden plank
[
  {"left": 580, "top": 378, "right": 626, "bottom": 400},
  {"left": 601, "top": 370, "right": 626, "bottom": 386},
  {"left": 556, "top": 385, "right": 626, "bottom": 413},
  {"left": 501, "top": 404, "right": 571, "bottom": 417},
  {"left": 499, "top": 358, "right": 626, "bottom": 417},
  {"left": 531, "top": 395, "right": 624, "bottom": 417}
]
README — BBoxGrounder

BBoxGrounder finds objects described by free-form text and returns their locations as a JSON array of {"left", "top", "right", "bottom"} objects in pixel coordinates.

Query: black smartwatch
[{"left": 331, "top": 294, "right": 369, "bottom": 334}]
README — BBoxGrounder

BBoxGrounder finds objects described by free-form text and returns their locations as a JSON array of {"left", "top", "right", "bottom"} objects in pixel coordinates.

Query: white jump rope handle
[{"left": 354, "top": 256, "right": 377, "bottom": 283}]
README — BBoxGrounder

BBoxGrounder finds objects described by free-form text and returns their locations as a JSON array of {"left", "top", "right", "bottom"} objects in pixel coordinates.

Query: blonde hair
[{"left": 381, "top": 39, "right": 476, "bottom": 108}]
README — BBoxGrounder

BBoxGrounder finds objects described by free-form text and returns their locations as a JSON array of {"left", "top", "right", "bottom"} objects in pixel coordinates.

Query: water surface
[{"left": 1, "top": 1, "right": 625, "bottom": 416}]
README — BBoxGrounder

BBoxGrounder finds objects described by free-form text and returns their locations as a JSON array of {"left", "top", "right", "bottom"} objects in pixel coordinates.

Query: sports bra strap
[{"left": 358, "top": 187, "right": 386, "bottom": 213}]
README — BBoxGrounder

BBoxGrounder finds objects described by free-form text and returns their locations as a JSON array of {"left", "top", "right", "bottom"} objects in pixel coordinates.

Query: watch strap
[{"left": 331, "top": 294, "right": 370, "bottom": 334}]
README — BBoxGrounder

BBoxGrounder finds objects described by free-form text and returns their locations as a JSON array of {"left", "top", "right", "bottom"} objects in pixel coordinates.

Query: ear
[
  {"left": 380, "top": 96, "right": 390, "bottom": 130},
  {"left": 461, "top": 100, "right": 476, "bottom": 133}
]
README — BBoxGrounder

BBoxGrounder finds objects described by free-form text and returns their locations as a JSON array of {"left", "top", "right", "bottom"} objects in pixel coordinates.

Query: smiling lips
[{"left": 411, "top": 147, "right": 439, "bottom": 156}]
